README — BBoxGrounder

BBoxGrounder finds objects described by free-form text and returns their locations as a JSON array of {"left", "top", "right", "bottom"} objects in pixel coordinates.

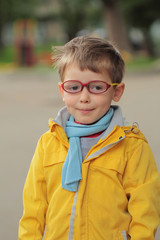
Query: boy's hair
[{"left": 52, "top": 36, "right": 125, "bottom": 83}]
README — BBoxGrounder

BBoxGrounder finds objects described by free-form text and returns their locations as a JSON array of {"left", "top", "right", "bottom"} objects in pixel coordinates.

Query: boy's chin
[
  {"left": 74, "top": 118, "right": 101, "bottom": 125},
  {"left": 74, "top": 118, "right": 95, "bottom": 125}
]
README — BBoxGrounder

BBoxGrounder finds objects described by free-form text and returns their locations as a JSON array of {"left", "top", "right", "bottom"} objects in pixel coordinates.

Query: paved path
[{"left": 0, "top": 66, "right": 160, "bottom": 239}]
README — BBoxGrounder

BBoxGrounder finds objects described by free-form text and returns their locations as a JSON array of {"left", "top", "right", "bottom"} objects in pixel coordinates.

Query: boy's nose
[{"left": 80, "top": 86, "right": 90, "bottom": 103}]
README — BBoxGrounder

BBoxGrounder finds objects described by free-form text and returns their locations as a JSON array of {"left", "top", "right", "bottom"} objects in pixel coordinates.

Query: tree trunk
[
  {"left": 143, "top": 29, "right": 155, "bottom": 57},
  {"left": 0, "top": 22, "right": 5, "bottom": 51},
  {"left": 103, "top": 0, "right": 132, "bottom": 54}
]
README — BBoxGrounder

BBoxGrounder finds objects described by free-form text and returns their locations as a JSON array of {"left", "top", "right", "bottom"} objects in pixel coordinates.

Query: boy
[{"left": 18, "top": 36, "right": 160, "bottom": 240}]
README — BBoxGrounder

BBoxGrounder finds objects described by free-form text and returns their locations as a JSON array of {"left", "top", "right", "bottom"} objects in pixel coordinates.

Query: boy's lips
[{"left": 77, "top": 108, "right": 94, "bottom": 114}]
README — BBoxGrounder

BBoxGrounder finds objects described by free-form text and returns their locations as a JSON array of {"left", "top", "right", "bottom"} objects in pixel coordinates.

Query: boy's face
[{"left": 59, "top": 62, "right": 124, "bottom": 124}]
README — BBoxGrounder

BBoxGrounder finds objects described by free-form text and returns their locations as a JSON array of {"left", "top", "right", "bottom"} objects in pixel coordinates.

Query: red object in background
[
  {"left": 14, "top": 19, "right": 36, "bottom": 66},
  {"left": 17, "top": 40, "right": 35, "bottom": 66}
]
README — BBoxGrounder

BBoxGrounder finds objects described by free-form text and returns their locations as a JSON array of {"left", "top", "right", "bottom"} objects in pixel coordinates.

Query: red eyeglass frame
[{"left": 61, "top": 80, "right": 119, "bottom": 94}]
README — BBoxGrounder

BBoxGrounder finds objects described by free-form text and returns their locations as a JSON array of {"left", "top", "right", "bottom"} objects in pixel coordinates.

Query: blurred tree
[
  {"left": 100, "top": 0, "right": 133, "bottom": 53},
  {"left": 0, "top": 0, "right": 37, "bottom": 50},
  {"left": 122, "top": 0, "right": 160, "bottom": 56},
  {"left": 58, "top": 0, "right": 102, "bottom": 41}
]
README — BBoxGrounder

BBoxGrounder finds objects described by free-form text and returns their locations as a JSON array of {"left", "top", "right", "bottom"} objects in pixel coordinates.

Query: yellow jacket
[{"left": 19, "top": 106, "right": 160, "bottom": 240}]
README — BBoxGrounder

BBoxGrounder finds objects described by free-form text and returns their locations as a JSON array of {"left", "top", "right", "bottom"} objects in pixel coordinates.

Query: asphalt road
[{"left": 0, "top": 65, "right": 160, "bottom": 239}]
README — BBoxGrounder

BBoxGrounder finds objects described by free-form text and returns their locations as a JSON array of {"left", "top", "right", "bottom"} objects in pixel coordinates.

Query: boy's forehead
[
  {"left": 62, "top": 62, "right": 112, "bottom": 83},
  {"left": 63, "top": 62, "right": 97, "bottom": 77},
  {"left": 61, "top": 58, "right": 113, "bottom": 82},
  {"left": 64, "top": 60, "right": 109, "bottom": 74}
]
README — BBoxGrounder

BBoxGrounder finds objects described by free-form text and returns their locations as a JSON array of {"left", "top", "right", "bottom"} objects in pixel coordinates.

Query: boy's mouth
[{"left": 78, "top": 108, "right": 94, "bottom": 114}]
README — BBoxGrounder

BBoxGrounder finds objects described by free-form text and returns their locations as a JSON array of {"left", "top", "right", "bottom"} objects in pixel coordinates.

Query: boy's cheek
[{"left": 63, "top": 94, "right": 76, "bottom": 104}]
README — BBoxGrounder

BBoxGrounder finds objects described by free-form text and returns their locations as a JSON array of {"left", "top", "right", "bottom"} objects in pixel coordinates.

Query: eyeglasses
[{"left": 61, "top": 80, "right": 118, "bottom": 94}]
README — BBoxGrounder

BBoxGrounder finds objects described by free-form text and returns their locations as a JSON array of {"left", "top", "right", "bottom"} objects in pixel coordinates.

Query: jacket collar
[
  {"left": 101, "top": 105, "right": 130, "bottom": 140},
  {"left": 49, "top": 105, "right": 129, "bottom": 134},
  {"left": 48, "top": 106, "right": 147, "bottom": 162},
  {"left": 49, "top": 105, "right": 145, "bottom": 140},
  {"left": 54, "top": 106, "right": 70, "bottom": 131}
]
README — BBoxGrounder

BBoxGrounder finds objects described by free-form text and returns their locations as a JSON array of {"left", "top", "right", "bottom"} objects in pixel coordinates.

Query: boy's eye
[
  {"left": 70, "top": 85, "right": 79, "bottom": 91},
  {"left": 89, "top": 82, "right": 106, "bottom": 93},
  {"left": 93, "top": 85, "right": 103, "bottom": 90},
  {"left": 64, "top": 82, "right": 81, "bottom": 92}
]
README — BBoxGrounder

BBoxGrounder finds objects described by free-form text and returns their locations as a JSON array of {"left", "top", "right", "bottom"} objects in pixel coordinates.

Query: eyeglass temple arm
[{"left": 110, "top": 83, "right": 119, "bottom": 86}]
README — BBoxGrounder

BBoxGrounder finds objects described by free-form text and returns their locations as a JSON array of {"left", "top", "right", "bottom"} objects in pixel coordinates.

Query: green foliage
[
  {"left": 0, "top": 0, "right": 38, "bottom": 22},
  {"left": 122, "top": 0, "right": 160, "bottom": 29},
  {"left": 100, "top": 0, "right": 120, "bottom": 7}
]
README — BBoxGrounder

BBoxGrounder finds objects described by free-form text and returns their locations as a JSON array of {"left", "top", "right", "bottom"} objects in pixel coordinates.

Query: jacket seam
[
  {"left": 85, "top": 136, "right": 125, "bottom": 162},
  {"left": 125, "top": 140, "right": 144, "bottom": 157},
  {"left": 90, "top": 165, "right": 123, "bottom": 175},
  {"left": 32, "top": 182, "right": 46, "bottom": 240},
  {"left": 86, "top": 168, "right": 89, "bottom": 240},
  {"left": 37, "top": 137, "right": 47, "bottom": 238}
]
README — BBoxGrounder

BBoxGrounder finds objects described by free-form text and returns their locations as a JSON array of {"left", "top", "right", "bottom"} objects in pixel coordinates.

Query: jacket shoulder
[{"left": 123, "top": 125, "right": 147, "bottom": 143}]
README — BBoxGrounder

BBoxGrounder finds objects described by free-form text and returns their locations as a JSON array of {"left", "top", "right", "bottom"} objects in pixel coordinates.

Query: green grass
[
  {"left": 0, "top": 45, "right": 159, "bottom": 73},
  {"left": 34, "top": 43, "right": 53, "bottom": 55},
  {"left": 0, "top": 43, "right": 53, "bottom": 64},
  {"left": 125, "top": 56, "right": 159, "bottom": 72},
  {"left": 0, "top": 46, "right": 15, "bottom": 63}
]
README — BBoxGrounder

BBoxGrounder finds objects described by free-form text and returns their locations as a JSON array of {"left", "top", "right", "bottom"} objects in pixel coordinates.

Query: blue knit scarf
[{"left": 62, "top": 108, "right": 114, "bottom": 192}]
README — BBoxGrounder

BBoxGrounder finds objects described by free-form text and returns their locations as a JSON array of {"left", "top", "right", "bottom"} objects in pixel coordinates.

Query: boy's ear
[
  {"left": 58, "top": 82, "right": 64, "bottom": 100},
  {"left": 112, "top": 82, "right": 125, "bottom": 102}
]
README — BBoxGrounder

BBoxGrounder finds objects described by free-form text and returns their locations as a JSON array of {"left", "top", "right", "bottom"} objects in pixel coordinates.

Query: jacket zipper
[{"left": 68, "top": 136, "right": 125, "bottom": 240}]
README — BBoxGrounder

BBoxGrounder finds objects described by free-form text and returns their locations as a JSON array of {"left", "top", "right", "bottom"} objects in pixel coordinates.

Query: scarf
[{"left": 62, "top": 107, "right": 114, "bottom": 192}]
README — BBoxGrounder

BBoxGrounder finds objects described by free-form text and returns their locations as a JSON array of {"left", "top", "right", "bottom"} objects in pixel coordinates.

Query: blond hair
[{"left": 52, "top": 36, "right": 125, "bottom": 83}]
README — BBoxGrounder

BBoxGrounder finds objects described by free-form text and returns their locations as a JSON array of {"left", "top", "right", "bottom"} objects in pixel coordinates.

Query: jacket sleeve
[
  {"left": 18, "top": 136, "right": 48, "bottom": 240},
  {"left": 123, "top": 140, "right": 160, "bottom": 240}
]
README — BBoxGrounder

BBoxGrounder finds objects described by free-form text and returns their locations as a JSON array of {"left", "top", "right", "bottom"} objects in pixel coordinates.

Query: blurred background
[{"left": 0, "top": 0, "right": 160, "bottom": 239}]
